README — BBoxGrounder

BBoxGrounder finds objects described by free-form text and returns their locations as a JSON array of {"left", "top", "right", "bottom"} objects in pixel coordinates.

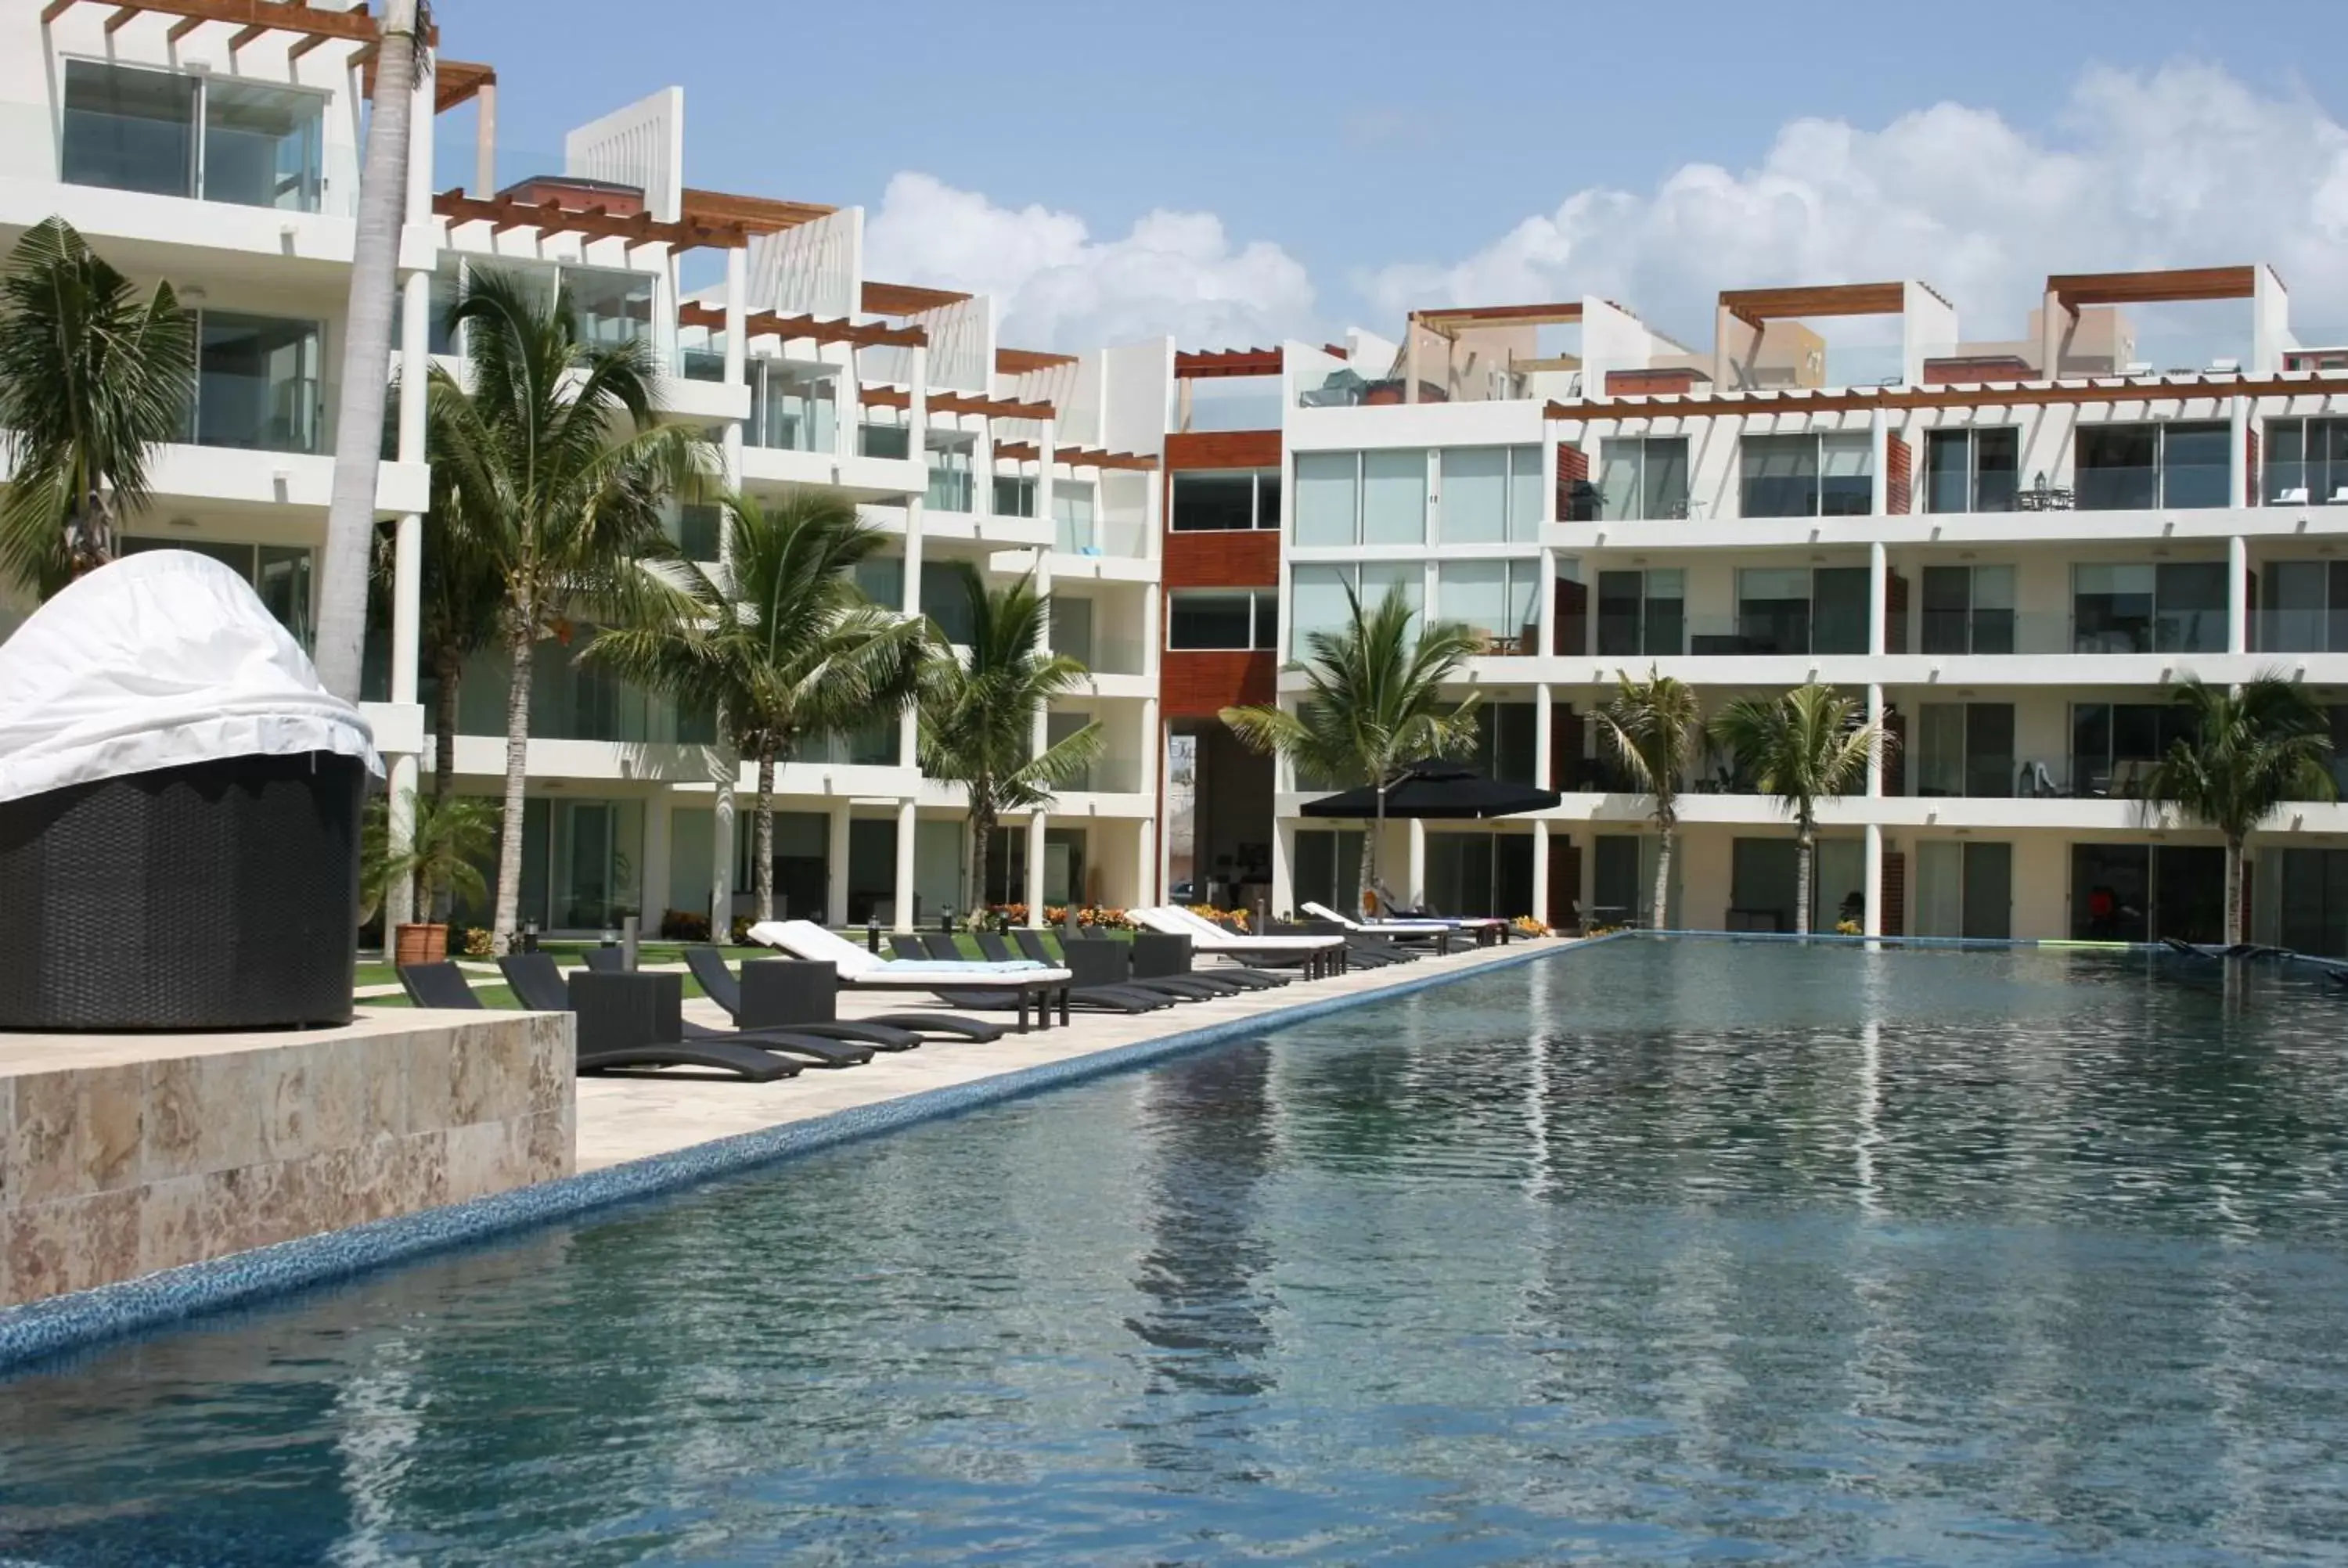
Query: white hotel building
[
  {"left": 10, "top": 4, "right": 2348, "bottom": 953},
  {"left": 2, "top": 2, "right": 1169, "bottom": 937}
]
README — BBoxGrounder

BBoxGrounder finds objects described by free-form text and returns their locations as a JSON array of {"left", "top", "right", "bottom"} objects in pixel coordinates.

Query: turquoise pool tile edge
[{"left": 0, "top": 937, "right": 1601, "bottom": 1377}]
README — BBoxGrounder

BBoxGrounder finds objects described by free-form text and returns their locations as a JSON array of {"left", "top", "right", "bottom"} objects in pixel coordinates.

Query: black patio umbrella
[{"left": 1300, "top": 758, "right": 1561, "bottom": 822}]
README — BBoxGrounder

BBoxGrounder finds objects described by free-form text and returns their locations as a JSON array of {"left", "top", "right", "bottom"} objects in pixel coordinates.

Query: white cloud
[
  {"left": 1363, "top": 63, "right": 2348, "bottom": 348},
  {"left": 862, "top": 172, "right": 1315, "bottom": 351}
]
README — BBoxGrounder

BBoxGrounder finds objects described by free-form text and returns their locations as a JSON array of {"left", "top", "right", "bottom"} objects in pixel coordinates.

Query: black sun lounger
[
  {"left": 399, "top": 961, "right": 801, "bottom": 1082},
  {"left": 967, "top": 931, "right": 1173, "bottom": 1011},
  {"left": 1010, "top": 929, "right": 1226, "bottom": 1000},
  {"left": 495, "top": 955, "right": 870, "bottom": 1069},
  {"left": 682, "top": 948, "right": 924, "bottom": 1051}
]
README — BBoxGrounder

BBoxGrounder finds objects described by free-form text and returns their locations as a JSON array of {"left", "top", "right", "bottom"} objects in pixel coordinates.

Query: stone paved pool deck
[{"left": 576, "top": 938, "right": 1569, "bottom": 1171}]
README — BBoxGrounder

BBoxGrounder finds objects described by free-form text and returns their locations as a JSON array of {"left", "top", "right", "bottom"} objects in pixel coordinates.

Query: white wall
[
  {"left": 746, "top": 206, "right": 860, "bottom": 318},
  {"left": 564, "top": 87, "right": 683, "bottom": 222}
]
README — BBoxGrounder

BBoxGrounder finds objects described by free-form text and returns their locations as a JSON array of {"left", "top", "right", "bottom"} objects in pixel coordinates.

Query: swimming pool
[{"left": 4, "top": 939, "right": 2347, "bottom": 1564}]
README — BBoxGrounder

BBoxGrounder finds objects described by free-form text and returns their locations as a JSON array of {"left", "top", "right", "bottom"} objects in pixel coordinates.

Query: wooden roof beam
[
  {"left": 51, "top": 0, "right": 386, "bottom": 45},
  {"left": 2048, "top": 266, "right": 2260, "bottom": 312},
  {"left": 997, "top": 347, "right": 1079, "bottom": 375},
  {"left": 993, "top": 441, "right": 1158, "bottom": 471},
  {"left": 1720, "top": 282, "right": 1910, "bottom": 329},
  {"left": 1540, "top": 370, "right": 2343, "bottom": 423},
  {"left": 286, "top": 29, "right": 330, "bottom": 59},
  {"left": 103, "top": 5, "right": 140, "bottom": 32},
  {"left": 1413, "top": 301, "right": 1585, "bottom": 330},
  {"left": 930, "top": 391, "right": 1055, "bottom": 421},
  {"left": 166, "top": 11, "right": 202, "bottom": 39},
  {"left": 862, "top": 279, "right": 974, "bottom": 316},
  {"left": 678, "top": 188, "right": 839, "bottom": 235},
  {"left": 1175, "top": 347, "right": 1284, "bottom": 379}
]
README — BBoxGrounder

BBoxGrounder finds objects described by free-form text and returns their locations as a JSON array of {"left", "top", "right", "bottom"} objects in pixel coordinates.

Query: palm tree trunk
[
  {"left": 2224, "top": 836, "right": 2245, "bottom": 947},
  {"left": 1356, "top": 825, "right": 1378, "bottom": 920},
  {"left": 313, "top": 0, "right": 420, "bottom": 701},
  {"left": 1651, "top": 829, "right": 1673, "bottom": 930},
  {"left": 430, "top": 647, "right": 463, "bottom": 807},
  {"left": 753, "top": 746, "right": 776, "bottom": 922},
  {"left": 967, "top": 791, "right": 994, "bottom": 922},
  {"left": 491, "top": 624, "right": 534, "bottom": 953},
  {"left": 1794, "top": 822, "right": 1814, "bottom": 937}
]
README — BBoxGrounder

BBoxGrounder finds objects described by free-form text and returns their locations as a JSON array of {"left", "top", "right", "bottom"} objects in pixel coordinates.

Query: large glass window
[
  {"left": 1597, "top": 437, "right": 1691, "bottom": 520},
  {"left": 925, "top": 433, "right": 974, "bottom": 513},
  {"left": 1292, "top": 452, "right": 1359, "bottom": 546},
  {"left": 1914, "top": 703, "right": 2015, "bottom": 797},
  {"left": 2071, "top": 562, "right": 2226, "bottom": 653},
  {"left": 1294, "top": 829, "right": 1366, "bottom": 919},
  {"left": 1914, "top": 840, "right": 2013, "bottom": 939},
  {"left": 567, "top": 268, "right": 656, "bottom": 354},
  {"left": 1435, "top": 560, "right": 1540, "bottom": 651},
  {"left": 1922, "top": 427, "right": 2019, "bottom": 513},
  {"left": 1172, "top": 470, "right": 1277, "bottom": 530},
  {"left": 1362, "top": 450, "right": 1428, "bottom": 545},
  {"left": 192, "top": 311, "right": 322, "bottom": 454},
  {"left": 1918, "top": 564, "right": 2016, "bottom": 654},
  {"left": 1294, "top": 450, "right": 1432, "bottom": 546},
  {"left": 1740, "top": 431, "right": 1873, "bottom": 519},
  {"left": 2265, "top": 419, "right": 2348, "bottom": 507},
  {"left": 1423, "top": 832, "right": 1536, "bottom": 919},
  {"left": 2069, "top": 702, "right": 2195, "bottom": 797},
  {"left": 1596, "top": 569, "right": 1685, "bottom": 658},
  {"left": 63, "top": 62, "right": 325, "bottom": 212},
  {"left": 1168, "top": 590, "right": 1277, "bottom": 650},
  {"left": 2072, "top": 843, "right": 2222, "bottom": 944},
  {"left": 1471, "top": 703, "right": 1539, "bottom": 785},
  {"left": 992, "top": 476, "right": 1036, "bottom": 519},
  {"left": 1436, "top": 446, "right": 1543, "bottom": 542},
  {"left": 1289, "top": 563, "right": 1421, "bottom": 650},
  {"left": 1053, "top": 480, "right": 1096, "bottom": 554},
  {"left": 2258, "top": 561, "right": 2348, "bottom": 653},
  {"left": 747, "top": 362, "right": 836, "bottom": 452},
  {"left": 2076, "top": 422, "right": 2230, "bottom": 511},
  {"left": 1724, "top": 566, "right": 1867, "bottom": 656},
  {"left": 2275, "top": 847, "right": 2348, "bottom": 958}
]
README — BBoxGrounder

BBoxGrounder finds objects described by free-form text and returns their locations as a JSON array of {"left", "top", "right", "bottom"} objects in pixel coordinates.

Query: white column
[
  {"left": 1864, "top": 823, "right": 1885, "bottom": 939},
  {"left": 1869, "top": 406, "right": 1889, "bottom": 516},
  {"left": 906, "top": 344, "right": 929, "bottom": 461},
  {"left": 899, "top": 497, "right": 926, "bottom": 771},
  {"left": 834, "top": 346, "right": 857, "bottom": 462},
  {"left": 826, "top": 801, "right": 852, "bottom": 927},
  {"left": 1868, "top": 540, "right": 1889, "bottom": 659},
  {"left": 722, "top": 246, "right": 747, "bottom": 385},
  {"left": 1536, "top": 548, "right": 1558, "bottom": 658},
  {"left": 710, "top": 769, "right": 735, "bottom": 936},
  {"left": 472, "top": 80, "right": 497, "bottom": 196},
  {"left": 1531, "top": 819, "right": 1551, "bottom": 926},
  {"left": 1867, "top": 682, "right": 1885, "bottom": 799},
  {"left": 383, "top": 755, "right": 418, "bottom": 935},
  {"left": 382, "top": 257, "right": 432, "bottom": 933},
  {"left": 2228, "top": 534, "right": 2249, "bottom": 656},
  {"left": 1137, "top": 816, "right": 1157, "bottom": 910},
  {"left": 1025, "top": 808, "right": 1049, "bottom": 926},
  {"left": 641, "top": 787, "right": 672, "bottom": 926},
  {"left": 893, "top": 799, "right": 918, "bottom": 932},
  {"left": 1270, "top": 818, "right": 1294, "bottom": 919},
  {"left": 1534, "top": 682, "right": 1554, "bottom": 790},
  {"left": 2230, "top": 392, "right": 2250, "bottom": 510},
  {"left": 1035, "top": 417, "right": 1057, "bottom": 552},
  {"left": 1407, "top": 818, "right": 1428, "bottom": 908}
]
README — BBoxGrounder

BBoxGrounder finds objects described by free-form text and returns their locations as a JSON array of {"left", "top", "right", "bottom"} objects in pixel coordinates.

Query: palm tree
[
  {"left": 589, "top": 491, "right": 931, "bottom": 922},
  {"left": 915, "top": 563, "right": 1104, "bottom": 919},
  {"left": 0, "top": 218, "right": 195, "bottom": 596},
  {"left": 427, "top": 270, "right": 705, "bottom": 951},
  {"left": 313, "top": 0, "right": 427, "bottom": 702},
  {"left": 370, "top": 476, "right": 505, "bottom": 809},
  {"left": 1221, "top": 584, "right": 1482, "bottom": 914},
  {"left": 1597, "top": 669, "right": 1703, "bottom": 929},
  {"left": 1707, "top": 683, "right": 1891, "bottom": 936},
  {"left": 362, "top": 790, "right": 498, "bottom": 928},
  {"left": 2140, "top": 674, "right": 2336, "bottom": 945}
]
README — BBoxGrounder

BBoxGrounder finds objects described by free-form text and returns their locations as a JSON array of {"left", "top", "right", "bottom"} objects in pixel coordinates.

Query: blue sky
[{"left": 438, "top": 0, "right": 2348, "bottom": 352}]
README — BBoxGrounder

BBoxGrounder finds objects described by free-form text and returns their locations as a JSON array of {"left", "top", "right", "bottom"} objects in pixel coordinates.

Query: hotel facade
[{"left": 9, "top": 4, "right": 2348, "bottom": 951}]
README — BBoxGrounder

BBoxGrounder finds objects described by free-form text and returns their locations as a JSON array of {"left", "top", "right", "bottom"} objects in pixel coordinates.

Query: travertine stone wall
[{"left": 0, "top": 1009, "right": 573, "bottom": 1307}]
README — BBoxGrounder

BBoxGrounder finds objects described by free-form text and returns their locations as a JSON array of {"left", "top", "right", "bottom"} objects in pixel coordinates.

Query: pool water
[{"left": 5, "top": 940, "right": 2348, "bottom": 1565}]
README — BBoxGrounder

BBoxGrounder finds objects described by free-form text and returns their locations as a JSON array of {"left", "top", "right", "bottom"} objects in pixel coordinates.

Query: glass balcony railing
[
  {"left": 49, "top": 67, "right": 358, "bottom": 218},
  {"left": 1061, "top": 757, "right": 1142, "bottom": 793},
  {"left": 2250, "top": 610, "right": 2348, "bottom": 655},
  {"left": 2263, "top": 462, "right": 2348, "bottom": 508},
  {"left": 2073, "top": 462, "right": 2234, "bottom": 512},
  {"left": 1648, "top": 610, "right": 2235, "bottom": 659}
]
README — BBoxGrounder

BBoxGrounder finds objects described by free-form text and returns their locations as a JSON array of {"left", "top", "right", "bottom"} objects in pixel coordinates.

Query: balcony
[
  {"left": 56, "top": 62, "right": 351, "bottom": 218},
  {"left": 189, "top": 312, "right": 324, "bottom": 456}
]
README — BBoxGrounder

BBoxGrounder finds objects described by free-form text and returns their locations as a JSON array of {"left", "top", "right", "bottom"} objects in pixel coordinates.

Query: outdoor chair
[
  {"left": 495, "top": 953, "right": 872, "bottom": 1069},
  {"left": 398, "top": 960, "right": 801, "bottom": 1083}
]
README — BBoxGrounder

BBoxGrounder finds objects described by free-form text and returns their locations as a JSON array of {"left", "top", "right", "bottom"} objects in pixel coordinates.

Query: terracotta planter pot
[{"left": 394, "top": 922, "right": 448, "bottom": 966}]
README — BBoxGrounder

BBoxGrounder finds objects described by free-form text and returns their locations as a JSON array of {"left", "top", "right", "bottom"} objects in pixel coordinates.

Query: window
[
  {"left": 1739, "top": 431, "right": 1873, "bottom": 518},
  {"left": 1714, "top": 566, "right": 1867, "bottom": 656},
  {"left": 1591, "top": 836, "right": 1674, "bottom": 926},
  {"left": 192, "top": 312, "right": 322, "bottom": 454},
  {"left": 1053, "top": 480, "right": 1096, "bottom": 553},
  {"left": 2265, "top": 419, "right": 2348, "bottom": 507},
  {"left": 2274, "top": 847, "right": 2348, "bottom": 957},
  {"left": 1168, "top": 589, "right": 1278, "bottom": 650},
  {"left": 2072, "top": 843, "right": 2223, "bottom": 944},
  {"left": 1172, "top": 469, "right": 1279, "bottom": 530},
  {"left": 992, "top": 476, "right": 1036, "bottom": 518},
  {"left": 2070, "top": 702, "right": 2195, "bottom": 797},
  {"left": 1436, "top": 446, "right": 1544, "bottom": 542},
  {"left": 2258, "top": 561, "right": 2348, "bottom": 653},
  {"left": 1596, "top": 569, "right": 1685, "bottom": 657},
  {"left": 748, "top": 362, "right": 836, "bottom": 452},
  {"left": 925, "top": 433, "right": 974, "bottom": 513},
  {"left": 1471, "top": 703, "right": 1539, "bottom": 785},
  {"left": 1423, "top": 832, "right": 1536, "bottom": 919},
  {"left": 2071, "top": 562, "right": 2226, "bottom": 654},
  {"left": 1914, "top": 703, "right": 2015, "bottom": 797},
  {"left": 63, "top": 61, "right": 325, "bottom": 212},
  {"left": 1597, "top": 437, "right": 1691, "bottom": 520},
  {"left": 852, "top": 555, "right": 903, "bottom": 610},
  {"left": 565, "top": 268, "right": 656, "bottom": 354},
  {"left": 122, "top": 537, "right": 312, "bottom": 643},
  {"left": 1918, "top": 564, "right": 2015, "bottom": 654},
  {"left": 1363, "top": 450, "right": 1428, "bottom": 545},
  {"left": 1293, "top": 452, "right": 1359, "bottom": 546},
  {"left": 1922, "top": 427, "right": 2019, "bottom": 513},
  {"left": 674, "top": 504, "right": 721, "bottom": 561},
  {"left": 1435, "top": 560, "right": 1540, "bottom": 650},
  {"left": 1293, "top": 829, "right": 1366, "bottom": 918},
  {"left": 1914, "top": 840, "right": 2013, "bottom": 939},
  {"left": 859, "top": 423, "right": 911, "bottom": 460},
  {"left": 1290, "top": 563, "right": 1422, "bottom": 649},
  {"left": 2076, "top": 422, "right": 2230, "bottom": 511}
]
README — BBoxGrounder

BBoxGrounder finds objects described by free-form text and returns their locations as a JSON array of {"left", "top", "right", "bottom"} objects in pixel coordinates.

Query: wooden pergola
[
  {"left": 992, "top": 442, "right": 1157, "bottom": 471},
  {"left": 675, "top": 302, "right": 927, "bottom": 351},
  {"left": 433, "top": 189, "right": 754, "bottom": 251},
  {"left": 40, "top": 0, "right": 432, "bottom": 51},
  {"left": 1412, "top": 301, "right": 1584, "bottom": 332},
  {"left": 856, "top": 387, "right": 1055, "bottom": 421},
  {"left": 677, "top": 189, "right": 838, "bottom": 236},
  {"left": 997, "top": 347, "right": 1078, "bottom": 375},
  {"left": 1175, "top": 347, "right": 1284, "bottom": 379},
  {"left": 1719, "top": 282, "right": 1914, "bottom": 329},
  {"left": 2046, "top": 266, "right": 2260, "bottom": 314},
  {"left": 1543, "top": 372, "right": 2343, "bottom": 424},
  {"left": 862, "top": 280, "right": 973, "bottom": 316}
]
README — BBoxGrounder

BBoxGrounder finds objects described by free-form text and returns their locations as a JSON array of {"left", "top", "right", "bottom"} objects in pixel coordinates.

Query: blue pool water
[{"left": 5, "top": 939, "right": 2348, "bottom": 1565}]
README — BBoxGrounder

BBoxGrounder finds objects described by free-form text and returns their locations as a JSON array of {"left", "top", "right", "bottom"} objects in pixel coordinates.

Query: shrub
[
  {"left": 1512, "top": 915, "right": 1550, "bottom": 939},
  {"left": 1187, "top": 904, "right": 1248, "bottom": 933},
  {"left": 660, "top": 908, "right": 711, "bottom": 942},
  {"left": 461, "top": 926, "right": 493, "bottom": 957},
  {"left": 1835, "top": 919, "right": 1862, "bottom": 937},
  {"left": 729, "top": 915, "right": 754, "bottom": 946}
]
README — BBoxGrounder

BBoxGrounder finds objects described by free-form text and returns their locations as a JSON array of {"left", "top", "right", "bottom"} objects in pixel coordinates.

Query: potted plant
[{"left": 362, "top": 791, "right": 498, "bottom": 965}]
